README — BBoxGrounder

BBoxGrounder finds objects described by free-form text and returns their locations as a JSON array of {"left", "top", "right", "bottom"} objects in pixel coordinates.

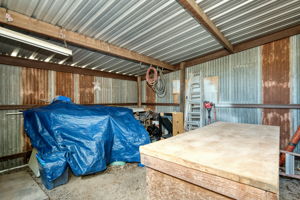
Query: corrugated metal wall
[
  {"left": 150, "top": 34, "right": 300, "bottom": 153},
  {"left": 56, "top": 72, "right": 74, "bottom": 101},
  {"left": 0, "top": 65, "right": 23, "bottom": 169},
  {"left": 156, "top": 71, "right": 180, "bottom": 113},
  {"left": 142, "top": 47, "right": 262, "bottom": 121},
  {"left": 142, "top": 71, "right": 180, "bottom": 113},
  {"left": 187, "top": 47, "right": 262, "bottom": 125},
  {"left": 0, "top": 64, "right": 137, "bottom": 170},
  {"left": 93, "top": 77, "right": 137, "bottom": 104},
  {"left": 291, "top": 34, "right": 300, "bottom": 153}
]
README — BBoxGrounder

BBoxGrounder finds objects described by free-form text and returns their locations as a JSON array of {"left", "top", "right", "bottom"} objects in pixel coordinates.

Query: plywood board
[
  {"left": 140, "top": 122, "right": 280, "bottom": 194},
  {"left": 172, "top": 112, "right": 184, "bottom": 136},
  {"left": 146, "top": 168, "right": 231, "bottom": 200},
  {"left": 142, "top": 154, "right": 278, "bottom": 200}
]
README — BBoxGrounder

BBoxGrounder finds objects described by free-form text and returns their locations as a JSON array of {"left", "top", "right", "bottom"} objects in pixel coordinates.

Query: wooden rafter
[
  {"left": 0, "top": 55, "right": 136, "bottom": 81},
  {"left": 177, "top": 0, "right": 233, "bottom": 52},
  {"left": 0, "top": 8, "right": 176, "bottom": 71}
]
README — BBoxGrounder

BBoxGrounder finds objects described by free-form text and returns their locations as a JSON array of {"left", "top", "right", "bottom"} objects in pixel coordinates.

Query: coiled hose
[{"left": 146, "top": 67, "right": 166, "bottom": 98}]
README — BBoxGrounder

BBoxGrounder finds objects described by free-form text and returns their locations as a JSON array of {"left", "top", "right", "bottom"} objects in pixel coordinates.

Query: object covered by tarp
[{"left": 24, "top": 99, "right": 150, "bottom": 180}]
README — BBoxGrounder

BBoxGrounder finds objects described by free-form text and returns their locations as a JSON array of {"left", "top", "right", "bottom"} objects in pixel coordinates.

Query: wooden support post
[
  {"left": 180, "top": 62, "right": 186, "bottom": 114},
  {"left": 137, "top": 76, "right": 142, "bottom": 107}
]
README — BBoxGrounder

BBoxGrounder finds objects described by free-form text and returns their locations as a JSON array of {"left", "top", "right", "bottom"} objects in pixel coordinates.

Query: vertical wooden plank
[
  {"left": 79, "top": 75, "right": 94, "bottom": 104},
  {"left": 22, "top": 67, "right": 49, "bottom": 104},
  {"left": 137, "top": 76, "right": 142, "bottom": 107},
  {"left": 172, "top": 112, "right": 184, "bottom": 136},
  {"left": 180, "top": 62, "right": 186, "bottom": 114},
  {"left": 55, "top": 71, "right": 74, "bottom": 101},
  {"left": 262, "top": 38, "right": 290, "bottom": 149}
]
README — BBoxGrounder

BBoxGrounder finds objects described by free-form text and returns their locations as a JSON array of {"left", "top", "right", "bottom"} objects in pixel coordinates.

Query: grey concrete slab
[{"left": 0, "top": 171, "right": 48, "bottom": 200}]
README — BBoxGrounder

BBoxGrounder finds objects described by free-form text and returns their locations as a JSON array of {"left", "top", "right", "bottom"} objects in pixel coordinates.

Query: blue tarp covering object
[{"left": 23, "top": 98, "right": 150, "bottom": 183}]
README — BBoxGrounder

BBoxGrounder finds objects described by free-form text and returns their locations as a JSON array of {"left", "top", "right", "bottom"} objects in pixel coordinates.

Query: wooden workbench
[{"left": 140, "top": 122, "right": 280, "bottom": 200}]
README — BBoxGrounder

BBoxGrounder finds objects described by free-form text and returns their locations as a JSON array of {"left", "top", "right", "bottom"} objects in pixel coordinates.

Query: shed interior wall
[
  {"left": 0, "top": 64, "right": 137, "bottom": 170},
  {"left": 143, "top": 34, "right": 300, "bottom": 153}
]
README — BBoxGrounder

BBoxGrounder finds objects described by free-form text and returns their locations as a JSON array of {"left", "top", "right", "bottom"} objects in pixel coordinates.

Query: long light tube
[{"left": 0, "top": 27, "right": 72, "bottom": 56}]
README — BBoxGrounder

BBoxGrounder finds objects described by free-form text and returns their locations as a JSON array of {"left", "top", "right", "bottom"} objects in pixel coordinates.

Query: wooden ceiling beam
[
  {"left": 0, "top": 55, "right": 136, "bottom": 81},
  {"left": 177, "top": 0, "right": 233, "bottom": 52},
  {"left": 0, "top": 8, "right": 176, "bottom": 71},
  {"left": 182, "top": 24, "right": 300, "bottom": 67}
]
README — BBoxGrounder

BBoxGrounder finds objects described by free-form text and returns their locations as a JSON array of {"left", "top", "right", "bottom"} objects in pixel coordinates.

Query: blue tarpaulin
[{"left": 24, "top": 99, "right": 150, "bottom": 181}]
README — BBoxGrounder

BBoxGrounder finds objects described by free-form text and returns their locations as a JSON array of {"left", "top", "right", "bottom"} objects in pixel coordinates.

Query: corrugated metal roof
[
  {"left": 0, "top": 0, "right": 300, "bottom": 75},
  {"left": 198, "top": 0, "right": 300, "bottom": 44}
]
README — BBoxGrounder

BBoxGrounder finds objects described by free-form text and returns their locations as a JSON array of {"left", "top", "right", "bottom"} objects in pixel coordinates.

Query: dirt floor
[
  {"left": 280, "top": 176, "right": 300, "bottom": 200},
  {"left": 2, "top": 164, "right": 300, "bottom": 200},
  {"left": 31, "top": 163, "right": 146, "bottom": 200}
]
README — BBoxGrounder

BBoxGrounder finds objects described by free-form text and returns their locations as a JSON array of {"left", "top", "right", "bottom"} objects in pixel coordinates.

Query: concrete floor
[
  {"left": 31, "top": 164, "right": 146, "bottom": 200},
  {"left": 1, "top": 164, "right": 300, "bottom": 200},
  {"left": 0, "top": 171, "right": 48, "bottom": 200}
]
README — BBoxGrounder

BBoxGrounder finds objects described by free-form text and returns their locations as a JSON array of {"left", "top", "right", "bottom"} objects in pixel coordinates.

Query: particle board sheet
[{"left": 140, "top": 122, "right": 280, "bottom": 194}]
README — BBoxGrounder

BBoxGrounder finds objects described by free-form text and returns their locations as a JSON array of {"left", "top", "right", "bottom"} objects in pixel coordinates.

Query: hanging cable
[{"left": 146, "top": 66, "right": 166, "bottom": 98}]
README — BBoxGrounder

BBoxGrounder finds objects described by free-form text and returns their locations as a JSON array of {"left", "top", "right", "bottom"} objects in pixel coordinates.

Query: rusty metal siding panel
[
  {"left": 0, "top": 64, "right": 21, "bottom": 105},
  {"left": 262, "top": 38, "right": 290, "bottom": 149},
  {"left": 22, "top": 67, "right": 49, "bottom": 105},
  {"left": 79, "top": 75, "right": 94, "bottom": 104},
  {"left": 55, "top": 71, "right": 74, "bottom": 101}
]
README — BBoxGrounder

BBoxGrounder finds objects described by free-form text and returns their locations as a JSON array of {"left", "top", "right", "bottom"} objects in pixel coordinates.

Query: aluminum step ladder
[{"left": 185, "top": 74, "right": 204, "bottom": 130}]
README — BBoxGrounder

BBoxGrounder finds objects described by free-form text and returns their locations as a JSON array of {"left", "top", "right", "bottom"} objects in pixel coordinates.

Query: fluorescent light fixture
[{"left": 0, "top": 27, "right": 72, "bottom": 56}]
